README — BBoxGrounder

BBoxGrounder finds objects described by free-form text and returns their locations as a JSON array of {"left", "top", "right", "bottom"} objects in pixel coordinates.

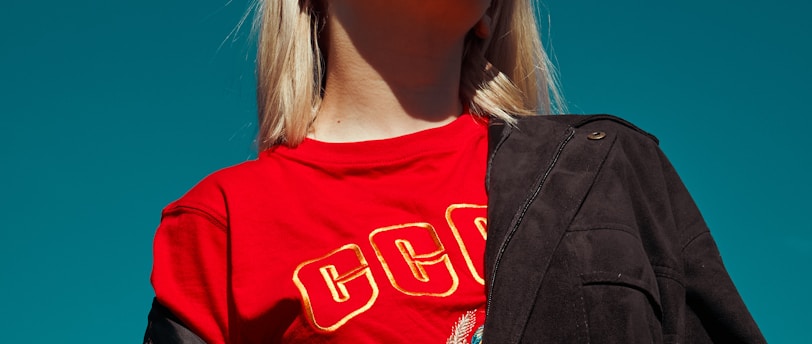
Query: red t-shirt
[{"left": 151, "top": 114, "right": 489, "bottom": 343}]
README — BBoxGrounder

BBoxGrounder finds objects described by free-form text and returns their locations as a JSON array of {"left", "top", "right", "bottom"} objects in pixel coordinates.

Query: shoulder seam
[
  {"left": 568, "top": 115, "right": 659, "bottom": 144},
  {"left": 536, "top": 114, "right": 659, "bottom": 145},
  {"left": 681, "top": 230, "right": 711, "bottom": 252},
  {"left": 163, "top": 203, "right": 228, "bottom": 232}
]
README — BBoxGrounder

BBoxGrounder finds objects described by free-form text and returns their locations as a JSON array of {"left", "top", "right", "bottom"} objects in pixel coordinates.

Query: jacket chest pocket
[{"left": 565, "top": 227, "right": 666, "bottom": 343}]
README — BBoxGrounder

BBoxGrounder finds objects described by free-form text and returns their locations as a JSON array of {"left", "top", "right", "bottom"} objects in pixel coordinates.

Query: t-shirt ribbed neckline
[{"left": 264, "top": 114, "right": 487, "bottom": 165}]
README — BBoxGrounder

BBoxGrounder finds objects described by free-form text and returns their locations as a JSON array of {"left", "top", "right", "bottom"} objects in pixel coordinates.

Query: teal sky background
[{"left": 1, "top": 0, "right": 809, "bottom": 342}]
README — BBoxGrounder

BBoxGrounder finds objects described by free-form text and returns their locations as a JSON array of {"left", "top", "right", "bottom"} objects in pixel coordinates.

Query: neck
[{"left": 310, "top": 6, "right": 469, "bottom": 142}]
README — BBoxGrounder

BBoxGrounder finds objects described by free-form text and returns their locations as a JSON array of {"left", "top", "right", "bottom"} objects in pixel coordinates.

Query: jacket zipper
[{"left": 485, "top": 128, "right": 575, "bottom": 318}]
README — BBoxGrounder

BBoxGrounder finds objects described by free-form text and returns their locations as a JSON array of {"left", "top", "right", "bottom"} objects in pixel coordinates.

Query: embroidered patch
[
  {"left": 471, "top": 325, "right": 483, "bottom": 344},
  {"left": 447, "top": 310, "right": 483, "bottom": 344}
]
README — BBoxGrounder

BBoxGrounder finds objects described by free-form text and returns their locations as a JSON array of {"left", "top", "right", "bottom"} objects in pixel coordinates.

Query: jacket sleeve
[
  {"left": 582, "top": 117, "right": 765, "bottom": 342},
  {"left": 682, "top": 231, "right": 765, "bottom": 342},
  {"left": 144, "top": 297, "right": 206, "bottom": 344},
  {"left": 650, "top": 141, "right": 765, "bottom": 343},
  {"left": 148, "top": 201, "right": 229, "bottom": 344}
]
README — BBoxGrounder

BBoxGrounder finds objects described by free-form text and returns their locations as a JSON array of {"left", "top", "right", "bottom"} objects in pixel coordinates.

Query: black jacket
[{"left": 145, "top": 115, "right": 765, "bottom": 343}]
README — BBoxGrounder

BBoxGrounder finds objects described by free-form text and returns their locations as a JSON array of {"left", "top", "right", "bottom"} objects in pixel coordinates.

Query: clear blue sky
[{"left": 1, "top": 0, "right": 809, "bottom": 342}]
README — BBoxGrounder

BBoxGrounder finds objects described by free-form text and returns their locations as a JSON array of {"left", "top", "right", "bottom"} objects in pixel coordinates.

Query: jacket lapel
[{"left": 485, "top": 116, "right": 616, "bottom": 343}]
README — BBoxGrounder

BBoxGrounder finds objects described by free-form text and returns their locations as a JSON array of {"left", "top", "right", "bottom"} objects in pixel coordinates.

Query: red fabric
[{"left": 151, "top": 114, "right": 489, "bottom": 343}]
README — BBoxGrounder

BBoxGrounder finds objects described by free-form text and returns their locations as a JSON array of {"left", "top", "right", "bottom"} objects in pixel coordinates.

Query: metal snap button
[{"left": 587, "top": 131, "right": 606, "bottom": 140}]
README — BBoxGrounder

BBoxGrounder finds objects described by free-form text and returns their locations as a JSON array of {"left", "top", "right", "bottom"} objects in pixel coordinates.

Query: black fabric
[
  {"left": 144, "top": 298, "right": 206, "bottom": 344},
  {"left": 482, "top": 115, "right": 765, "bottom": 343}
]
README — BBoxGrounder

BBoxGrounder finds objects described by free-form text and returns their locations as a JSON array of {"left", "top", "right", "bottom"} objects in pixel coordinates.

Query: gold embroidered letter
[
  {"left": 369, "top": 223, "right": 459, "bottom": 296},
  {"left": 293, "top": 244, "right": 379, "bottom": 332},
  {"left": 446, "top": 204, "right": 488, "bottom": 285}
]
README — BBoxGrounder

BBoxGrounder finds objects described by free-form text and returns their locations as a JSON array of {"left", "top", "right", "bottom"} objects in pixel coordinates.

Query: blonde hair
[{"left": 253, "top": 0, "right": 563, "bottom": 149}]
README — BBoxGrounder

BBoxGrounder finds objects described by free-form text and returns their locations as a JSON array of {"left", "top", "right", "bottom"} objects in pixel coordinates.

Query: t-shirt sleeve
[{"left": 151, "top": 199, "right": 229, "bottom": 344}]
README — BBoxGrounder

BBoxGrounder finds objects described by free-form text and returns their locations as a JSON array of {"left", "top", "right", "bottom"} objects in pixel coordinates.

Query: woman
[{"left": 144, "top": 0, "right": 765, "bottom": 343}]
